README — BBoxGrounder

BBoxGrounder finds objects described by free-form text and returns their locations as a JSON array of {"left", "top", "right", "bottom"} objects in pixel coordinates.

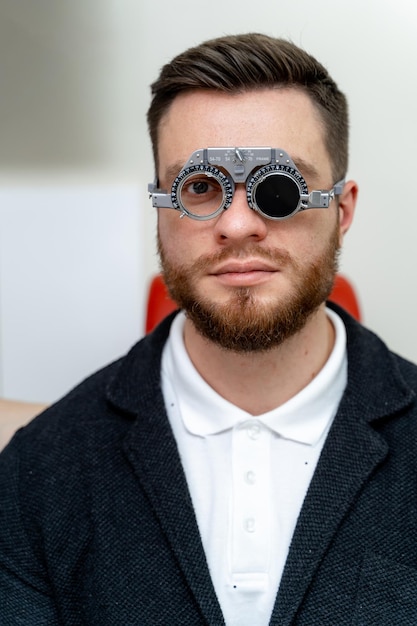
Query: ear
[{"left": 338, "top": 179, "right": 358, "bottom": 246}]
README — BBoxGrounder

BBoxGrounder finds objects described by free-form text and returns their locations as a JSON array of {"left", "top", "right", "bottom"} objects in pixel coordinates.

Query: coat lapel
[
  {"left": 270, "top": 308, "right": 416, "bottom": 624},
  {"left": 270, "top": 393, "right": 388, "bottom": 624},
  {"left": 107, "top": 315, "right": 225, "bottom": 626}
]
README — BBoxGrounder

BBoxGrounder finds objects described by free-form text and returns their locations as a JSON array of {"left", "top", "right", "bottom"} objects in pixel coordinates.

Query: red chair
[
  {"left": 145, "top": 273, "right": 361, "bottom": 333},
  {"left": 145, "top": 274, "right": 178, "bottom": 334},
  {"left": 330, "top": 274, "right": 361, "bottom": 322}
]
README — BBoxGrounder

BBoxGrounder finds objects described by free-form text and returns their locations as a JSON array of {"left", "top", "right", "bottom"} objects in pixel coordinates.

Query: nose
[{"left": 213, "top": 185, "right": 268, "bottom": 243}]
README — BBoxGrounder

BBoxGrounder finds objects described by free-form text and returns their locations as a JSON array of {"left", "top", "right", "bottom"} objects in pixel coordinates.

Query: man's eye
[
  {"left": 179, "top": 175, "right": 223, "bottom": 213},
  {"left": 187, "top": 179, "right": 214, "bottom": 195}
]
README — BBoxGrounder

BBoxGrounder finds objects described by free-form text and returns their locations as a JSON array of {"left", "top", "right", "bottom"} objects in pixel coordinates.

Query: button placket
[
  {"left": 230, "top": 420, "right": 271, "bottom": 589},
  {"left": 245, "top": 470, "right": 256, "bottom": 485}
]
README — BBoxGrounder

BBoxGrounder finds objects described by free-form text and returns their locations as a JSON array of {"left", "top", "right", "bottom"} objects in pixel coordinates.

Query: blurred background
[{"left": 0, "top": 0, "right": 416, "bottom": 403}]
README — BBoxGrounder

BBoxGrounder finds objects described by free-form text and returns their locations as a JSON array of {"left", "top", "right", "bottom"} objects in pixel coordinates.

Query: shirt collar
[{"left": 162, "top": 308, "right": 347, "bottom": 446}]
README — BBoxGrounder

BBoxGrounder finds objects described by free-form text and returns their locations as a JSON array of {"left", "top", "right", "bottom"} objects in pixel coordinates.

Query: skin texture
[{"left": 157, "top": 88, "right": 358, "bottom": 414}]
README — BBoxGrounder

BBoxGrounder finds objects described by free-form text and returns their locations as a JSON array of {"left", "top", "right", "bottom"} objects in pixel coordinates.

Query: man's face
[{"left": 156, "top": 88, "right": 353, "bottom": 352}]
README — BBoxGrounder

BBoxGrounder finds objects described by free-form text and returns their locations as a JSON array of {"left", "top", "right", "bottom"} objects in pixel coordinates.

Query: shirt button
[
  {"left": 244, "top": 517, "right": 256, "bottom": 533},
  {"left": 246, "top": 421, "right": 261, "bottom": 440},
  {"left": 245, "top": 470, "right": 256, "bottom": 485}
]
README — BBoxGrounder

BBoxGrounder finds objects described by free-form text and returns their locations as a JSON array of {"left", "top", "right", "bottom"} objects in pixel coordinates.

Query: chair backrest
[
  {"left": 145, "top": 274, "right": 178, "bottom": 334},
  {"left": 330, "top": 274, "right": 361, "bottom": 322},
  {"left": 145, "top": 273, "right": 361, "bottom": 333}
]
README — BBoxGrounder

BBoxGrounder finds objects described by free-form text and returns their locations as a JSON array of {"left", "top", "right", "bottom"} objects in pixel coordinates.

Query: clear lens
[
  {"left": 178, "top": 172, "right": 225, "bottom": 217},
  {"left": 253, "top": 172, "right": 301, "bottom": 219}
]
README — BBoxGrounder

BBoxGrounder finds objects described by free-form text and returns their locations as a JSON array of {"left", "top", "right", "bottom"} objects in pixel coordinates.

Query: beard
[{"left": 158, "top": 225, "right": 340, "bottom": 353}]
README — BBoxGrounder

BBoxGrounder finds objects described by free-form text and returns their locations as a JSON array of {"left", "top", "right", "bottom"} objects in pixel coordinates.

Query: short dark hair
[{"left": 147, "top": 33, "right": 349, "bottom": 181}]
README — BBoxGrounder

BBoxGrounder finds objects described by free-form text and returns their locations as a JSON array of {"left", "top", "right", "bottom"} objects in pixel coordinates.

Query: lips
[
  {"left": 208, "top": 259, "right": 280, "bottom": 288},
  {"left": 211, "top": 260, "right": 278, "bottom": 275}
]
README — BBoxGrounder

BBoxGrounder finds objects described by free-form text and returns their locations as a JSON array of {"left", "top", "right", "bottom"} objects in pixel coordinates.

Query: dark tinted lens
[{"left": 254, "top": 173, "right": 300, "bottom": 218}]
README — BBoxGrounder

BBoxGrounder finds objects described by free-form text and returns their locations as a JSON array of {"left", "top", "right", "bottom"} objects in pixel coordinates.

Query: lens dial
[
  {"left": 247, "top": 164, "right": 309, "bottom": 220},
  {"left": 172, "top": 164, "right": 233, "bottom": 220}
]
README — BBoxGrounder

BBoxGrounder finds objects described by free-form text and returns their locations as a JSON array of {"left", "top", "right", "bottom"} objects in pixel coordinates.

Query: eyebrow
[
  {"left": 291, "top": 157, "right": 321, "bottom": 183},
  {"left": 159, "top": 161, "right": 186, "bottom": 188}
]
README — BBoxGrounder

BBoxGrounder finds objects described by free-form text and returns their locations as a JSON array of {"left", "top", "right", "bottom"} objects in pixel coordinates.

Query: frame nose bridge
[
  {"left": 227, "top": 182, "right": 252, "bottom": 212},
  {"left": 213, "top": 185, "right": 269, "bottom": 243}
]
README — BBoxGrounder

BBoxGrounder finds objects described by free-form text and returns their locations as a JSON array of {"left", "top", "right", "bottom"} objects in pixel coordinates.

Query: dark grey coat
[{"left": 1, "top": 304, "right": 417, "bottom": 625}]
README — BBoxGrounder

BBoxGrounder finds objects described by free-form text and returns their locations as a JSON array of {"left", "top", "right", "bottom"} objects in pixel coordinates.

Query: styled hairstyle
[{"left": 147, "top": 33, "right": 349, "bottom": 181}]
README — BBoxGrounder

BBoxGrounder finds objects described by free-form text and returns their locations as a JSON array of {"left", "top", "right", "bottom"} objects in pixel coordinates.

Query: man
[{"left": 1, "top": 33, "right": 417, "bottom": 625}]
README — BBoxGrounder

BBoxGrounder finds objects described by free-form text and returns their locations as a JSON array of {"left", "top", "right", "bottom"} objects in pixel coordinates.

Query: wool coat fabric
[{"left": 1, "top": 304, "right": 417, "bottom": 625}]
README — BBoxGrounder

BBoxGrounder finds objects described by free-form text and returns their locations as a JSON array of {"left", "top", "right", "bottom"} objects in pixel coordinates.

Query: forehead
[{"left": 157, "top": 88, "right": 332, "bottom": 185}]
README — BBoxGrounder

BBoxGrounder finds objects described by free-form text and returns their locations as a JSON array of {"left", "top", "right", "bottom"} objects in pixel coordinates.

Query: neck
[{"left": 183, "top": 304, "right": 335, "bottom": 415}]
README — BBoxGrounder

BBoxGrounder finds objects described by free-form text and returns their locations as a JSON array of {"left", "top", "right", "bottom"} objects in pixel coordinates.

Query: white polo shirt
[{"left": 161, "top": 308, "right": 347, "bottom": 626}]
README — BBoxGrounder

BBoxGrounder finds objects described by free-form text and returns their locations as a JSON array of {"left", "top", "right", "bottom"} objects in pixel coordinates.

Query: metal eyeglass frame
[{"left": 148, "top": 147, "right": 345, "bottom": 221}]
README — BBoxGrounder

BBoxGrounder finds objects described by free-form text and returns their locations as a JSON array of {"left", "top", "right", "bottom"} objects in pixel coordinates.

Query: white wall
[
  {"left": 0, "top": 186, "right": 143, "bottom": 403},
  {"left": 1, "top": 0, "right": 417, "bottom": 402}
]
